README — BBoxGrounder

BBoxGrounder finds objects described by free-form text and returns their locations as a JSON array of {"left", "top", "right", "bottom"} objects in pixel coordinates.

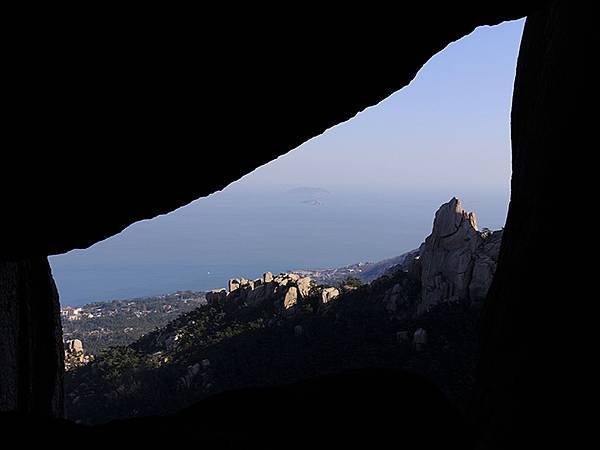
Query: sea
[{"left": 50, "top": 185, "right": 509, "bottom": 306}]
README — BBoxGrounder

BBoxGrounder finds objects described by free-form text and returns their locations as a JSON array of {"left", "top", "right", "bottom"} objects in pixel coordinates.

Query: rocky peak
[
  {"left": 430, "top": 197, "right": 479, "bottom": 242},
  {"left": 205, "top": 271, "right": 341, "bottom": 315},
  {"left": 64, "top": 339, "right": 92, "bottom": 371},
  {"left": 431, "top": 197, "right": 477, "bottom": 238},
  {"left": 410, "top": 198, "right": 502, "bottom": 314}
]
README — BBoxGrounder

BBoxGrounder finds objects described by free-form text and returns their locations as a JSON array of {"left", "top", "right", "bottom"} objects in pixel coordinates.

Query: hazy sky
[
  {"left": 51, "top": 19, "right": 525, "bottom": 305},
  {"left": 235, "top": 19, "right": 525, "bottom": 192}
]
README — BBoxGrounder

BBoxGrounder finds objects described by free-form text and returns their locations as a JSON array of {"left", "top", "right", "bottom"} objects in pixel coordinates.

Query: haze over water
[{"left": 51, "top": 20, "right": 524, "bottom": 306}]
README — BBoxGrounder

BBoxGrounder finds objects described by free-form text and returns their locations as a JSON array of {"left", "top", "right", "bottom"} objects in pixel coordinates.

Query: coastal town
[{"left": 61, "top": 291, "right": 205, "bottom": 355}]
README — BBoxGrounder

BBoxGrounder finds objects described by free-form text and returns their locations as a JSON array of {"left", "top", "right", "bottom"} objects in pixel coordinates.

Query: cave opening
[{"left": 50, "top": 20, "right": 523, "bottom": 425}]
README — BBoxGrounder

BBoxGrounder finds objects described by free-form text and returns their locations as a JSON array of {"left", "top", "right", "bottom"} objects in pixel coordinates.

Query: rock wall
[
  {"left": 410, "top": 198, "right": 503, "bottom": 314},
  {"left": 206, "top": 272, "right": 339, "bottom": 314},
  {"left": 474, "top": 2, "right": 585, "bottom": 446},
  {"left": 64, "top": 339, "right": 92, "bottom": 371},
  {"left": 208, "top": 198, "right": 501, "bottom": 319},
  {"left": 0, "top": 259, "right": 64, "bottom": 417}
]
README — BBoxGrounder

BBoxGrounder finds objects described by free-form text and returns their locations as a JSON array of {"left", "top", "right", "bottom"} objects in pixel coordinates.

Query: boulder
[
  {"left": 283, "top": 287, "right": 298, "bottom": 309},
  {"left": 263, "top": 272, "right": 274, "bottom": 283},
  {"left": 321, "top": 287, "right": 340, "bottom": 304},
  {"left": 66, "top": 339, "right": 83, "bottom": 354},
  {"left": 64, "top": 339, "right": 90, "bottom": 370},
  {"left": 228, "top": 279, "right": 241, "bottom": 292},
  {"left": 415, "top": 198, "right": 502, "bottom": 313},
  {"left": 469, "top": 230, "right": 503, "bottom": 302},
  {"left": 297, "top": 277, "right": 312, "bottom": 298}
]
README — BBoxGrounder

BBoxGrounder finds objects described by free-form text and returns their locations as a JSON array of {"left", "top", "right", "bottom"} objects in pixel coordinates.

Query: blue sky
[
  {"left": 237, "top": 19, "right": 525, "bottom": 192},
  {"left": 51, "top": 19, "right": 525, "bottom": 305}
]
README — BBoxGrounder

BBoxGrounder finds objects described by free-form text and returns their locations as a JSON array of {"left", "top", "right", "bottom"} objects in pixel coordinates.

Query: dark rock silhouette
[
  {"left": 473, "top": 2, "right": 585, "bottom": 447},
  {"left": 2, "top": 368, "right": 471, "bottom": 448},
  {"left": 0, "top": 1, "right": 585, "bottom": 447},
  {"left": 0, "top": 259, "right": 63, "bottom": 416}
]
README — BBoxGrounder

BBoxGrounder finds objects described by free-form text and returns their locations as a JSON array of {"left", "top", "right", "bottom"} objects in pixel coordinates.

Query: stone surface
[
  {"left": 410, "top": 198, "right": 503, "bottom": 313},
  {"left": 469, "top": 231, "right": 503, "bottom": 302},
  {"left": 228, "top": 279, "right": 240, "bottom": 292},
  {"left": 283, "top": 287, "right": 298, "bottom": 310},
  {"left": 418, "top": 198, "right": 481, "bottom": 311},
  {"left": 263, "top": 272, "right": 274, "bottom": 283},
  {"left": 0, "top": 258, "right": 64, "bottom": 417},
  {"left": 321, "top": 287, "right": 340, "bottom": 304},
  {"left": 473, "top": 3, "right": 584, "bottom": 446},
  {"left": 64, "top": 339, "right": 91, "bottom": 371},
  {"left": 66, "top": 339, "right": 83, "bottom": 354},
  {"left": 207, "top": 271, "right": 342, "bottom": 314},
  {"left": 297, "top": 277, "right": 312, "bottom": 298},
  {"left": 206, "top": 289, "right": 227, "bottom": 304}
]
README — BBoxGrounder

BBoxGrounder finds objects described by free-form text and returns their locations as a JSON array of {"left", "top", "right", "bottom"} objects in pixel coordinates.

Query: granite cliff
[
  {"left": 408, "top": 198, "right": 503, "bottom": 314},
  {"left": 63, "top": 198, "right": 501, "bottom": 424}
]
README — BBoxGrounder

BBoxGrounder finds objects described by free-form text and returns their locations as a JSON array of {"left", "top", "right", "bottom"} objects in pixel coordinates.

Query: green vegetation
[
  {"left": 338, "top": 276, "right": 363, "bottom": 289},
  {"left": 62, "top": 292, "right": 205, "bottom": 354},
  {"left": 65, "top": 271, "right": 478, "bottom": 426},
  {"left": 97, "top": 346, "right": 144, "bottom": 381}
]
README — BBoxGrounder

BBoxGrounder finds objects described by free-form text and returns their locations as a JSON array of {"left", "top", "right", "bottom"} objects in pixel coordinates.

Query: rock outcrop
[
  {"left": 283, "top": 287, "right": 299, "bottom": 310},
  {"left": 206, "top": 272, "right": 341, "bottom": 315},
  {"left": 409, "top": 198, "right": 503, "bottom": 314},
  {"left": 204, "top": 198, "right": 500, "bottom": 319},
  {"left": 64, "top": 339, "right": 92, "bottom": 371},
  {"left": 321, "top": 287, "right": 340, "bottom": 304},
  {"left": 0, "top": 258, "right": 64, "bottom": 417}
]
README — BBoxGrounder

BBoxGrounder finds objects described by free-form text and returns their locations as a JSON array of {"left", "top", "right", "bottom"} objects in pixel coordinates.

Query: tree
[{"left": 339, "top": 276, "right": 363, "bottom": 289}]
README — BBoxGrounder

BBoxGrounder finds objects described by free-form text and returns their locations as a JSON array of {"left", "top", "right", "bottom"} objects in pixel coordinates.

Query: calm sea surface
[{"left": 50, "top": 186, "right": 509, "bottom": 306}]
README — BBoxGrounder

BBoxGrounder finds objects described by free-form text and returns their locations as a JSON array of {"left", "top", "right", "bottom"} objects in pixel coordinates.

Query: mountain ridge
[{"left": 64, "top": 198, "right": 502, "bottom": 425}]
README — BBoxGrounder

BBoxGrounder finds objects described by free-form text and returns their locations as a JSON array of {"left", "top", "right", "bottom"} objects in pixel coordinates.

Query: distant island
[
  {"left": 287, "top": 186, "right": 330, "bottom": 206},
  {"left": 286, "top": 186, "right": 331, "bottom": 196},
  {"left": 300, "top": 199, "right": 323, "bottom": 206}
]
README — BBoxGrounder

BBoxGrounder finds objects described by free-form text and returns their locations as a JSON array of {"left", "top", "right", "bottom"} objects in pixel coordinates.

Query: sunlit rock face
[
  {"left": 410, "top": 198, "right": 503, "bottom": 314},
  {"left": 64, "top": 339, "right": 92, "bottom": 371},
  {"left": 206, "top": 272, "right": 341, "bottom": 315},
  {"left": 320, "top": 287, "right": 340, "bottom": 304},
  {"left": 283, "top": 286, "right": 299, "bottom": 310}
]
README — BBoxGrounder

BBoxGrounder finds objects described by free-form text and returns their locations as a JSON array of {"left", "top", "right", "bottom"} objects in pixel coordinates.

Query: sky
[
  {"left": 238, "top": 18, "right": 524, "bottom": 192},
  {"left": 51, "top": 19, "right": 525, "bottom": 305}
]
